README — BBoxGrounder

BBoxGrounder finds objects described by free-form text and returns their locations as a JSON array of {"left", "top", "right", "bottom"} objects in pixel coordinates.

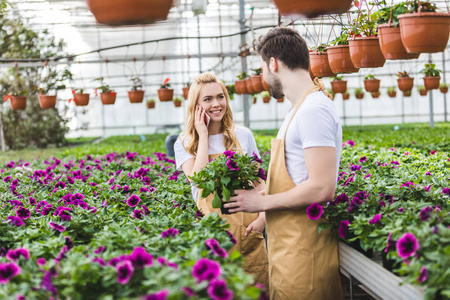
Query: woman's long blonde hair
[{"left": 182, "top": 72, "right": 238, "bottom": 156}]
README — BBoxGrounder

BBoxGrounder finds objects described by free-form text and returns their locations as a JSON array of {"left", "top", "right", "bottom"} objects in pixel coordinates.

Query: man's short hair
[{"left": 256, "top": 27, "right": 309, "bottom": 71}]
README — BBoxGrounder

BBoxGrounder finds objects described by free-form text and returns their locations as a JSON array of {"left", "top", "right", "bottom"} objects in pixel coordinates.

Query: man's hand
[
  {"left": 245, "top": 214, "right": 265, "bottom": 236},
  {"left": 223, "top": 189, "right": 264, "bottom": 213}
]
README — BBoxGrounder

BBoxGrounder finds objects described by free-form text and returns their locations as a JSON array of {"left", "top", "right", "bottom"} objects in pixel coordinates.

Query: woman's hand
[
  {"left": 245, "top": 214, "right": 266, "bottom": 236},
  {"left": 194, "top": 105, "right": 208, "bottom": 137}
]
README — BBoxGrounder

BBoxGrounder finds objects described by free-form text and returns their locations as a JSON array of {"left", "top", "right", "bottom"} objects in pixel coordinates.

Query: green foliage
[
  {"left": 364, "top": 74, "right": 376, "bottom": 80},
  {"left": 420, "top": 64, "right": 442, "bottom": 77},
  {"left": 387, "top": 86, "right": 396, "bottom": 92},
  {"left": 354, "top": 88, "right": 364, "bottom": 96},
  {"left": 440, "top": 83, "right": 448, "bottom": 88},
  {"left": 146, "top": 98, "right": 156, "bottom": 103},
  {"left": 130, "top": 77, "right": 142, "bottom": 90},
  {"left": 173, "top": 97, "right": 182, "bottom": 103},
  {"left": 236, "top": 72, "right": 248, "bottom": 80},
  {"left": 351, "top": 12, "right": 378, "bottom": 37},
  {"left": 227, "top": 84, "right": 235, "bottom": 100},
  {"left": 372, "top": 2, "right": 409, "bottom": 27},
  {"left": 309, "top": 43, "right": 328, "bottom": 52},
  {"left": 252, "top": 68, "right": 262, "bottom": 76},
  {"left": 93, "top": 77, "right": 113, "bottom": 93},
  {"left": 331, "top": 75, "right": 344, "bottom": 81},
  {"left": 330, "top": 27, "right": 352, "bottom": 45},
  {"left": 397, "top": 71, "right": 410, "bottom": 78},
  {"left": 417, "top": 85, "right": 426, "bottom": 91}
]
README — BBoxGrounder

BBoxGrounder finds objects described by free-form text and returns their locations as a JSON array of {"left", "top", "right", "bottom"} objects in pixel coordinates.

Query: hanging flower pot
[
  {"left": 327, "top": 45, "right": 359, "bottom": 74},
  {"left": 245, "top": 78, "right": 256, "bottom": 94},
  {"left": 387, "top": 88, "right": 397, "bottom": 98},
  {"left": 74, "top": 93, "right": 90, "bottom": 106},
  {"left": 262, "top": 77, "right": 270, "bottom": 91},
  {"left": 342, "top": 92, "right": 350, "bottom": 100},
  {"left": 253, "top": 97, "right": 257, "bottom": 104},
  {"left": 10, "top": 96, "right": 27, "bottom": 110},
  {"left": 349, "top": 37, "right": 386, "bottom": 68},
  {"left": 418, "top": 86, "right": 428, "bottom": 96},
  {"left": 363, "top": 75, "right": 381, "bottom": 93},
  {"left": 128, "top": 90, "right": 145, "bottom": 103},
  {"left": 39, "top": 95, "right": 57, "bottom": 109},
  {"left": 235, "top": 80, "right": 248, "bottom": 95},
  {"left": 147, "top": 100, "right": 156, "bottom": 109},
  {"left": 330, "top": 78, "right": 347, "bottom": 94},
  {"left": 252, "top": 75, "right": 264, "bottom": 93},
  {"left": 440, "top": 84, "right": 449, "bottom": 94},
  {"left": 377, "top": 24, "right": 420, "bottom": 60},
  {"left": 272, "top": 0, "right": 352, "bottom": 18},
  {"left": 398, "top": 11, "right": 450, "bottom": 53},
  {"left": 101, "top": 92, "right": 116, "bottom": 105},
  {"left": 277, "top": 97, "right": 284, "bottom": 103},
  {"left": 182, "top": 86, "right": 190, "bottom": 100},
  {"left": 309, "top": 52, "right": 334, "bottom": 78},
  {"left": 397, "top": 76, "right": 414, "bottom": 92},
  {"left": 423, "top": 76, "right": 440, "bottom": 90},
  {"left": 354, "top": 89, "right": 365, "bottom": 100},
  {"left": 173, "top": 98, "right": 182, "bottom": 107},
  {"left": 403, "top": 90, "right": 412, "bottom": 97},
  {"left": 261, "top": 91, "right": 271, "bottom": 103},
  {"left": 158, "top": 88, "right": 174, "bottom": 102},
  {"left": 87, "top": 0, "right": 173, "bottom": 26},
  {"left": 371, "top": 91, "right": 380, "bottom": 98}
]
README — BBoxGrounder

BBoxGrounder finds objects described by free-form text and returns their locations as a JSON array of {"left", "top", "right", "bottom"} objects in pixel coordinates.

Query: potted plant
[
  {"left": 227, "top": 84, "right": 236, "bottom": 100},
  {"left": 342, "top": 91, "right": 350, "bottom": 100},
  {"left": 440, "top": 83, "right": 449, "bottom": 94},
  {"left": 261, "top": 91, "right": 271, "bottom": 103},
  {"left": 182, "top": 83, "right": 190, "bottom": 100},
  {"left": 128, "top": 77, "right": 145, "bottom": 103},
  {"left": 374, "top": 2, "right": 420, "bottom": 60},
  {"left": 235, "top": 72, "right": 249, "bottom": 95},
  {"left": 387, "top": 86, "right": 397, "bottom": 98},
  {"left": 71, "top": 88, "right": 90, "bottom": 106},
  {"left": 3, "top": 90, "right": 27, "bottom": 111},
  {"left": 349, "top": 13, "right": 386, "bottom": 68},
  {"left": 398, "top": 2, "right": 450, "bottom": 53},
  {"left": 38, "top": 68, "right": 73, "bottom": 109},
  {"left": 418, "top": 85, "right": 428, "bottom": 96},
  {"left": 327, "top": 27, "right": 360, "bottom": 74},
  {"left": 146, "top": 98, "right": 156, "bottom": 109},
  {"left": 396, "top": 71, "right": 414, "bottom": 92},
  {"left": 277, "top": 96, "right": 284, "bottom": 103},
  {"left": 158, "top": 78, "right": 174, "bottom": 102},
  {"left": 87, "top": 0, "right": 173, "bottom": 26},
  {"left": 364, "top": 74, "right": 380, "bottom": 93},
  {"left": 420, "top": 63, "right": 442, "bottom": 90},
  {"left": 330, "top": 75, "right": 347, "bottom": 94},
  {"left": 94, "top": 77, "right": 116, "bottom": 105},
  {"left": 403, "top": 90, "right": 412, "bottom": 97},
  {"left": 309, "top": 43, "right": 335, "bottom": 78},
  {"left": 245, "top": 76, "right": 256, "bottom": 94},
  {"left": 251, "top": 68, "right": 264, "bottom": 93},
  {"left": 354, "top": 88, "right": 365, "bottom": 99},
  {"left": 271, "top": 0, "right": 352, "bottom": 18},
  {"left": 371, "top": 91, "right": 380, "bottom": 98},
  {"left": 252, "top": 94, "right": 257, "bottom": 104},
  {"left": 173, "top": 97, "right": 182, "bottom": 107}
]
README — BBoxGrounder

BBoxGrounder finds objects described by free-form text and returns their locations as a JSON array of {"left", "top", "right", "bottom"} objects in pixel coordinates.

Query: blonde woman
[{"left": 174, "top": 72, "right": 268, "bottom": 289}]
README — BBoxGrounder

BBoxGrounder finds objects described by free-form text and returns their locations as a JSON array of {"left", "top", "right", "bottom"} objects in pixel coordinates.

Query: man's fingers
[{"left": 245, "top": 225, "right": 253, "bottom": 237}]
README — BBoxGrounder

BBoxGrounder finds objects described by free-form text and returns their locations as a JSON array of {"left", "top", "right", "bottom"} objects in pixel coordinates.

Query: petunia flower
[
  {"left": 48, "top": 222, "right": 66, "bottom": 232},
  {"left": 143, "top": 290, "right": 169, "bottom": 300},
  {"left": 192, "top": 258, "right": 221, "bottom": 282},
  {"left": 6, "top": 248, "right": 30, "bottom": 261},
  {"left": 16, "top": 207, "right": 31, "bottom": 220},
  {"left": 207, "top": 279, "right": 233, "bottom": 300},
  {"left": 419, "top": 206, "right": 433, "bottom": 221},
  {"left": 418, "top": 266, "right": 428, "bottom": 283},
  {"left": 396, "top": 233, "right": 419, "bottom": 259},
  {"left": 430, "top": 150, "right": 437, "bottom": 155},
  {"left": 400, "top": 182, "right": 414, "bottom": 188},
  {"left": 384, "top": 232, "right": 395, "bottom": 253},
  {"left": 223, "top": 150, "right": 236, "bottom": 158},
  {"left": 37, "top": 258, "right": 46, "bottom": 266},
  {"left": 338, "top": 220, "right": 350, "bottom": 238},
  {"left": 226, "top": 230, "right": 236, "bottom": 245},
  {"left": 442, "top": 188, "right": 450, "bottom": 195},
  {"left": 0, "top": 262, "right": 21, "bottom": 284},
  {"left": 334, "top": 193, "right": 349, "bottom": 204},
  {"left": 161, "top": 228, "right": 179, "bottom": 238},
  {"left": 346, "top": 140, "right": 355, "bottom": 147},
  {"left": 306, "top": 203, "right": 323, "bottom": 220},
  {"left": 92, "top": 257, "right": 106, "bottom": 266},
  {"left": 205, "top": 239, "right": 228, "bottom": 258},
  {"left": 7, "top": 216, "right": 25, "bottom": 227},
  {"left": 251, "top": 151, "right": 263, "bottom": 163},
  {"left": 257, "top": 168, "right": 267, "bottom": 181},
  {"left": 128, "top": 247, "right": 153, "bottom": 269},
  {"left": 369, "top": 214, "right": 382, "bottom": 225},
  {"left": 116, "top": 260, "right": 134, "bottom": 285},
  {"left": 127, "top": 195, "right": 141, "bottom": 207},
  {"left": 359, "top": 156, "right": 367, "bottom": 163}
]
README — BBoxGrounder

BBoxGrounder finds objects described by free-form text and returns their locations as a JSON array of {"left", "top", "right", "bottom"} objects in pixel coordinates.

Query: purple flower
[
  {"left": 65, "top": 237, "right": 73, "bottom": 250},
  {"left": 55, "top": 181, "right": 66, "bottom": 189},
  {"left": 108, "top": 255, "right": 127, "bottom": 267},
  {"left": 424, "top": 186, "right": 431, "bottom": 192},
  {"left": 369, "top": 214, "right": 382, "bottom": 225},
  {"left": 116, "top": 260, "right": 134, "bottom": 285},
  {"left": 192, "top": 258, "right": 221, "bottom": 282},
  {"left": 16, "top": 207, "right": 31, "bottom": 220},
  {"left": 385, "top": 232, "right": 395, "bottom": 253},
  {"left": 425, "top": 172, "right": 432, "bottom": 176},
  {"left": 338, "top": 220, "right": 350, "bottom": 238},
  {"left": 416, "top": 266, "right": 428, "bottom": 284},
  {"left": 390, "top": 161, "right": 400, "bottom": 165},
  {"left": 257, "top": 168, "right": 267, "bottom": 181},
  {"left": 251, "top": 151, "right": 263, "bottom": 163},
  {"left": 182, "top": 287, "right": 195, "bottom": 297},
  {"left": 398, "top": 207, "right": 405, "bottom": 213},
  {"left": 48, "top": 222, "right": 66, "bottom": 232},
  {"left": 205, "top": 239, "right": 228, "bottom": 258},
  {"left": 226, "top": 230, "right": 237, "bottom": 245},
  {"left": 3, "top": 176, "right": 12, "bottom": 182},
  {"left": 196, "top": 210, "right": 204, "bottom": 220},
  {"left": 128, "top": 247, "right": 153, "bottom": 269},
  {"left": 161, "top": 228, "right": 179, "bottom": 238},
  {"left": 37, "top": 258, "right": 46, "bottom": 266},
  {"left": 7, "top": 216, "right": 25, "bottom": 227},
  {"left": 335, "top": 193, "right": 349, "bottom": 204},
  {"left": 346, "top": 140, "right": 355, "bottom": 147},
  {"left": 359, "top": 156, "right": 367, "bottom": 163},
  {"left": 122, "top": 185, "right": 130, "bottom": 193},
  {"left": 225, "top": 159, "right": 239, "bottom": 171},
  {"left": 419, "top": 206, "right": 433, "bottom": 221},
  {"left": 143, "top": 290, "right": 169, "bottom": 300},
  {"left": 379, "top": 201, "right": 386, "bottom": 207},
  {"left": 208, "top": 279, "right": 233, "bottom": 300},
  {"left": 350, "top": 164, "right": 361, "bottom": 172},
  {"left": 223, "top": 150, "right": 235, "bottom": 158},
  {"left": 29, "top": 197, "right": 36, "bottom": 206},
  {"left": 139, "top": 187, "right": 150, "bottom": 193},
  {"left": 133, "top": 209, "right": 143, "bottom": 219},
  {"left": 41, "top": 269, "right": 57, "bottom": 295},
  {"left": 94, "top": 246, "right": 105, "bottom": 254},
  {"left": 401, "top": 181, "right": 415, "bottom": 188},
  {"left": 396, "top": 233, "right": 419, "bottom": 259},
  {"left": 6, "top": 248, "right": 30, "bottom": 261},
  {"left": 306, "top": 203, "right": 323, "bottom": 220},
  {"left": 92, "top": 257, "right": 106, "bottom": 266},
  {"left": 0, "top": 262, "right": 21, "bottom": 284},
  {"left": 442, "top": 188, "right": 450, "bottom": 195},
  {"left": 127, "top": 195, "right": 141, "bottom": 207},
  {"left": 430, "top": 150, "right": 437, "bottom": 155},
  {"left": 348, "top": 197, "right": 363, "bottom": 212}
]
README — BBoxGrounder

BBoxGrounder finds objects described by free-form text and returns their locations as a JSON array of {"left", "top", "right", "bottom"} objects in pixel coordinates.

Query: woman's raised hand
[{"left": 194, "top": 105, "right": 209, "bottom": 137}]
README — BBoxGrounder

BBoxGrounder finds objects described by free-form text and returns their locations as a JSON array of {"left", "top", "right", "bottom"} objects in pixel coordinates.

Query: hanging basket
[
  {"left": 397, "top": 77, "right": 414, "bottom": 91},
  {"left": 100, "top": 92, "right": 116, "bottom": 105},
  {"left": 251, "top": 75, "right": 264, "bottom": 93},
  {"left": 74, "top": 93, "right": 90, "bottom": 106},
  {"left": 158, "top": 88, "right": 174, "bottom": 102},
  {"left": 39, "top": 95, "right": 57, "bottom": 109},
  {"left": 343, "top": 93, "right": 350, "bottom": 100},
  {"left": 419, "top": 88, "right": 428, "bottom": 96},
  {"left": 173, "top": 100, "right": 182, "bottom": 107},
  {"left": 364, "top": 79, "right": 381, "bottom": 93},
  {"left": 309, "top": 52, "right": 334, "bottom": 78},
  {"left": 235, "top": 80, "right": 248, "bottom": 95},
  {"left": 349, "top": 36, "right": 386, "bottom": 68},
  {"left": 355, "top": 92, "right": 365, "bottom": 100},
  {"left": 423, "top": 76, "right": 440, "bottom": 90},
  {"left": 147, "top": 101, "right": 155, "bottom": 109},
  {"left": 440, "top": 86, "right": 449, "bottom": 94},
  {"left": 263, "top": 96, "right": 271, "bottom": 103},
  {"left": 388, "top": 90, "right": 397, "bottom": 98},
  {"left": 253, "top": 97, "right": 257, "bottom": 104},
  {"left": 128, "top": 90, "right": 145, "bottom": 103},
  {"left": 327, "top": 45, "right": 359, "bottom": 74},
  {"left": 403, "top": 90, "right": 412, "bottom": 97},
  {"left": 331, "top": 80, "right": 347, "bottom": 94},
  {"left": 371, "top": 91, "right": 380, "bottom": 98},
  {"left": 377, "top": 24, "right": 420, "bottom": 60},
  {"left": 272, "top": 0, "right": 352, "bottom": 18},
  {"left": 10, "top": 96, "right": 27, "bottom": 111},
  {"left": 398, "top": 11, "right": 450, "bottom": 53},
  {"left": 277, "top": 97, "right": 284, "bottom": 103},
  {"left": 182, "top": 87, "right": 190, "bottom": 100},
  {"left": 245, "top": 78, "right": 256, "bottom": 94},
  {"left": 87, "top": 0, "right": 173, "bottom": 26}
]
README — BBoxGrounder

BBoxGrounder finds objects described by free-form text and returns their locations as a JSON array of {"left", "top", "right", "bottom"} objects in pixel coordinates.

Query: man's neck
[{"left": 282, "top": 69, "right": 315, "bottom": 107}]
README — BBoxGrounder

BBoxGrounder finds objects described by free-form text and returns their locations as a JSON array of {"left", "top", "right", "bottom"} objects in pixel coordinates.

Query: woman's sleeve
[
  {"left": 174, "top": 137, "right": 195, "bottom": 171},
  {"left": 247, "top": 129, "right": 261, "bottom": 158}
]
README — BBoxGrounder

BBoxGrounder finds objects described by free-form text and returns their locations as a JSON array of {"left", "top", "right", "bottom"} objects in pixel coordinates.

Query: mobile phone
[{"left": 197, "top": 104, "right": 210, "bottom": 127}]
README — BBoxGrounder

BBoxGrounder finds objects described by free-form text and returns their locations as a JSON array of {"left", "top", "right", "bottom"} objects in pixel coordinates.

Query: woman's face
[{"left": 197, "top": 82, "right": 227, "bottom": 123}]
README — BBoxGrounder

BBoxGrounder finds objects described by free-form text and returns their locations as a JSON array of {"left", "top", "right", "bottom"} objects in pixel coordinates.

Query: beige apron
[
  {"left": 197, "top": 140, "right": 269, "bottom": 291},
  {"left": 265, "top": 82, "right": 343, "bottom": 300}
]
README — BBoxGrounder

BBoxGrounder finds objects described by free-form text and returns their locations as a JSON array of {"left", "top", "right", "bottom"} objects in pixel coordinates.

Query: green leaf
[
  {"left": 221, "top": 177, "right": 231, "bottom": 186},
  {"left": 230, "top": 250, "right": 241, "bottom": 261},
  {"left": 244, "top": 286, "right": 261, "bottom": 299},
  {"left": 212, "top": 192, "right": 222, "bottom": 209},
  {"left": 317, "top": 222, "right": 333, "bottom": 234},
  {"left": 222, "top": 185, "right": 231, "bottom": 202}
]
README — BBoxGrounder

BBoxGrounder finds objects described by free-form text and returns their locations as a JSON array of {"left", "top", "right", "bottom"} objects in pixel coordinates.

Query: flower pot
[
  {"left": 397, "top": 77, "right": 414, "bottom": 92},
  {"left": 262, "top": 77, "right": 270, "bottom": 91},
  {"left": 424, "top": 76, "right": 440, "bottom": 90},
  {"left": 235, "top": 80, "right": 248, "bottom": 95},
  {"left": 157, "top": 88, "right": 174, "bottom": 102},
  {"left": 346, "top": 240, "right": 373, "bottom": 258},
  {"left": 253, "top": 97, "right": 257, "bottom": 104},
  {"left": 182, "top": 87, "right": 190, "bottom": 100},
  {"left": 277, "top": 97, "right": 284, "bottom": 103},
  {"left": 355, "top": 92, "right": 364, "bottom": 100},
  {"left": 74, "top": 93, "right": 90, "bottom": 106},
  {"left": 349, "top": 36, "right": 386, "bottom": 68},
  {"left": 377, "top": 24, "right": 421, "bottom": 60},
  {"left": 174, "top": 101, "right": 182, "bottom": 107},
  {"left": 440, "top": 86, "right": 449, "bottom": 94},
  {"left": 398, "top": 12, "right": 450, "bottom": 53},
  {"left": 87, "top": 0, "right": 173, "bottom": 26},
  {"left": 10, "top": 96, "right": 27, "bottom": 110},
  {"left": 403, "top": 90, "right": 412, "bottom": 97},
  {"left": 419, "top": 88, "right": 428, "bottom": 96},
  {"left": 364, "top": 79, "right": 381, "bottom": 93},
  {"left": 272, "top": 0, "right": 352, "bottom": 18},
  {"left": 388, "top": 90, "right": 397, "bottom": 98},
  {"left": 245, "top": 78, "right": 256, "bottom": 94},
  {"left": 128, "top": 90, "right": 145, "bottom": 103},
  {"left": 371, "top": 91, "right": 380, "bottom": 98},
  {"left": 331, "top": 80, "right": 347, "bottom": 94},
  {"left": 263, "top": 96, "right": 271, "bottom": 103},
  {"left": 343, "top": 93, "right": 350, "bottom": 100},
  {"left": 381, "top": 252, "right": 400, "bottom": 274},
  {"left": 39, "top": 95, "right": 57, "bottom": 109},
  {"left": 252, "top": 75, "right": 264, "bottom": 93},
  {"left": 327, "top": 45, "right": 359, "bottom": 74},
  {"left": 147, "top": 101, "right": 155, "bottom": 109},
  {"left": 309, "top": 52, "right": 334, "bottom": 77},
  {"left": 101, "top": 92, "right": 116, "bottom": 105}
]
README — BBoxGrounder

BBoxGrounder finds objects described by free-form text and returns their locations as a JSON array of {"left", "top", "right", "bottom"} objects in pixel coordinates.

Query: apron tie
[{"left": 313, "top": 77, "right": 333, "bottom": 100}]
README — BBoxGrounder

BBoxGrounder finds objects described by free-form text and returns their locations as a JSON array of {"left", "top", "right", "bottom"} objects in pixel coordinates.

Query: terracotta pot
[
  {"left": 272, "top": 0, "right": 352, "bottom": 18},
  {"left": 397, "top": 77, "right": 414, "bottom": 92},
  {"left": 252, "top": 75, "right": 264, "bottom": 93},
  {"left": 440, "top": 86, "right": 449, "bottom": 94},
  {"left": 377, "top": 24, "right": 420, "bottom": 60},
  {"left": 157, "top": 88, "right": 174, "bottom": 102},
  {"left": 327, "top": 45, "right": 359, "bottom": 74},
  {"left": 74, "top": 93, "right": 90, "bottom": 106},
  {"left": 419, "top": 88, "right": 428, "bottom": 96},
  {"left": 39, "top": 95, "right": 57, "bottom": 109},
  {"left": 128, "top": 90, "right": 145, "bottom": 103},
  {"left": 343, "top": 93, "right": 350, "bottom": 100},
  {"left": 101, "top": 92, "right": 116, "bottom": 105},
  {"left": 349, "top": 36, "right": 386, "bottom": 68},
  {"left": 388, "top": 90, "right": 397, "bottom": 98},
  {"left": 331, "top": 80, "right": 347, "bottom": 94},
  {"left": 174, "top": 100, "right": 182, "bottom": 107},
  {"left": 10, "top": 96, "right": 27, "bottom": 110},
  {"left": 277, "top": 97, "right": 284, "bottom": 103},
  {"left": 309, "top": 52, "right": 334, "bottom": 77},
  {"left": 403, "top": 90, "right": 412, "bottom": 97},
  {"left": 398, "top": 12, "right": 450, "bottom": 53},
  {"left": 245, "top": 78, "right": 256, "bottom": 94},
  {"left": 253, "top": 97, "right": 257, "bottom": 104},
  {"left": 371, "top": 91, "right": 380, "bottom": 98},
  {"left": 147, "top": 101, "right": 155, "bottom": 109},
  {"left": 87, "top": 0, "right": 173, "bottom": 26},
  {"left": 263, "top": 96, "right": 271, "bottom": 103},
  {"left": 262, "top": 77, "right": 270, "bottom": 91},
  {"left": 355, "top": 92, "right": 364, "bottom": 100},
  {"left": 364, "top": 79, "right": 381, "bottom": 93},
  {"left": 424, "top": 76, "right": 440, "bottom": 90},
  {"left": 235, "top": 80, "right": 248, "bottom": 95},
  {"left": 182, "top": 87, "right": 190, "bottom": 100}
]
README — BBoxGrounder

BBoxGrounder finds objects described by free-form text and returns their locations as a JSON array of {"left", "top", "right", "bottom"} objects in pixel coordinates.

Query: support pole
[
  {"left": 239, "top": 0, "right": 250, "bottom": 128},
  {"left": 428, "top": 54, "right": 434, "bottom": 128},
  {"left": 443, "top": 51, "right": 448, "bottom": 122},
  {"left": 342, "top": 97, "right": 347, "bottom": 126},
  {"left": 197, "top": 16, "right": 202, "bottom": 73}
]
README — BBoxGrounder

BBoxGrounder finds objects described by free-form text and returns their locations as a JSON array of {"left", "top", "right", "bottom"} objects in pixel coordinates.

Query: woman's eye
[
  {"left": 204, "top": 98, "right": 211, "bottom": 101},
  {"left": 219, "top": 95, "right": 225, "bottom": 99}
]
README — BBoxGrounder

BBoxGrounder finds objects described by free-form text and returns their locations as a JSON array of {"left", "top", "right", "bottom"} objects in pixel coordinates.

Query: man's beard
[{"left": 267, "top": 73, "right": 284, "bottom": 100}]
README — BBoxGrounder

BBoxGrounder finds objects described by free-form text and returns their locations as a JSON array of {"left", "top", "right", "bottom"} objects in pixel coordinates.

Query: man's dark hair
[{"left": 256, "top": 27, "right": 309, "bottom": 71}]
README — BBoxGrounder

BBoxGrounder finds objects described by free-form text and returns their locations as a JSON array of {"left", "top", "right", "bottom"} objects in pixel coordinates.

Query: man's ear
[{"left": 269, "top": 57, "right": 279, "bottom": 73}]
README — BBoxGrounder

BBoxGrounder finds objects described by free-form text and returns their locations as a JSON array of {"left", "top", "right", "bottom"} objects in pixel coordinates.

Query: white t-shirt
[
  {"left": 277, "top": 91, "right": 342, "bottom": 186},
  {"left": 174, "top": 126, "right": 261, "bottom": 202}
]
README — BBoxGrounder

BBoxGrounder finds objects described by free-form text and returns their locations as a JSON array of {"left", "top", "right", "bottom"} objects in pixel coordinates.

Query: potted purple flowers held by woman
[{"left": 190, "top": 150, "right": 266, "bottom": 214}]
